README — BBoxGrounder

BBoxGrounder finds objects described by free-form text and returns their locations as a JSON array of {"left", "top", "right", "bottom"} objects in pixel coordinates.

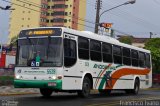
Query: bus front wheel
[
  {"left": 40, "top": 88, "right": 53, "bottom": 97},
  {"left": 78, "top": 77, "right": 91, "bottom": 98}
]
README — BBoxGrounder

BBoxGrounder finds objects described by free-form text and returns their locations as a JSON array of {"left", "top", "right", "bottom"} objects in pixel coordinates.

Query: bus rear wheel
[
  {"left": 40, "top": 88, "right": 53, "bottom": 97},
  {"left": 78, "top": 77, "right": 91, "bottom": 98},
  {"left": 125, "top": 79, "right": 140, "bottom": 95}
]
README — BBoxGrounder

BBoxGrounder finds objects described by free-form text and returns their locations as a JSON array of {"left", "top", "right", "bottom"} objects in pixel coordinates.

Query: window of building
[
  {"left": 52, "top": 11, "right": 66, "bottom": 16},
  {"left": 102, "top": 43, "right": 112, "bottom": 63},
  {"left": 52, "top": 4, "right": 68, "bottom": 9},
  {"left": 46, "top": 19, "right": 49, "bottom": 23},
  {"left": 78, "top": 37, "right": 89, "bottom": 60},
  {"left": 113, "top": 45, "right": 122, "bottom": 64},
  {"left": 90, "top": 40, "right": 101, "bottom": 62},
  {"left": 131, "top": 50, "right": 139, "bottom": 66},
  {"left": 123, "top": 47, "right": 131, "bottom": 65},
  {"left": 64, "top": 38, "right": 77, "bottom": 67}
]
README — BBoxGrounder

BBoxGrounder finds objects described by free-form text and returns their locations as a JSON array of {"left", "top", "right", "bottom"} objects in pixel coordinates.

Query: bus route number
[{"left": 47, "top": 69, "right": 56, "bottom": 74}]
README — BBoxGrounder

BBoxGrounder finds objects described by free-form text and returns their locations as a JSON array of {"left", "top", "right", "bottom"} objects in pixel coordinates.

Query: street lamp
[{"left": 95, "top": 0, "right": 136, "bottom": 33}]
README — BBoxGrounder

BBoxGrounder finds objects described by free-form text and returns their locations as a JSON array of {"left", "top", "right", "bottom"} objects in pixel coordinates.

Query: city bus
[{"left": 14, "top": 27, "right": 152, "bottom": 97}]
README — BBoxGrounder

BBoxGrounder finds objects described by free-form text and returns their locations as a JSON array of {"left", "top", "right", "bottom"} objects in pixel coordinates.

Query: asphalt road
[{"left": 0, "top": 89, "right": 160, "bottom": 106}]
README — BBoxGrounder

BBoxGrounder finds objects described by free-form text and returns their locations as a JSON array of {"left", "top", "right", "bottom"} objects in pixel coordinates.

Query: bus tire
[
  {"left": 132, "top": 78, "right": 140, "bottom": 94},
  {"left": 78, "top": 77, "right": 91, "bottom": 98},
  {"left": 125, "top": 78, "right": 140, "bottom": 95},
  {"left": 40, "top": 88, "right": 53, "bottom": 97}
]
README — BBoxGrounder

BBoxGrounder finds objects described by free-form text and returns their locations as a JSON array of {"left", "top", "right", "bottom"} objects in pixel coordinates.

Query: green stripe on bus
[{"left": 14, "top": 79, "right": 62, "bottom": 90}]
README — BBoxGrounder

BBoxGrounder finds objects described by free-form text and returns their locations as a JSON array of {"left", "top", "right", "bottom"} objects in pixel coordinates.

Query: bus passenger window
[
  {"left": 122, "top": 47, "right": 131, "bottom": 65},
  {"left": 113, "top": 45, "right": 122, "bottom": 64},
  {"left": 102, "top": 43, "right": 112, "bottom": 63},
  {"left": 146, "top": 53, "right": 151, "bottom": 68},
  {"left": 139, "top": 52, "right": 145, "bottom": 68},
  {"left": 64, "top": 38, "right": 77, "bottom": 67},
  {"left": 78, "top": 37, "right": 89, "bottom": 60},
  {"left": 90, "top": 40, "right": 102, "bottom": 62},
  {"left": 131, "top": 50, "right": 138, "bottom": 67}
]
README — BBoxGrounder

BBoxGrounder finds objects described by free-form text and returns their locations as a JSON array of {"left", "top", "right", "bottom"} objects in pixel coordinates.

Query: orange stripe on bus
[{"left": 105, "top": 68, "right": 150, "bottom": 89}]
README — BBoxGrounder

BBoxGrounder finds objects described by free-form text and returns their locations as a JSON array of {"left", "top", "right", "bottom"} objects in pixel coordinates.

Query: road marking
[{"left": 86, "top": 96, "right": 160, "bottom": 106}]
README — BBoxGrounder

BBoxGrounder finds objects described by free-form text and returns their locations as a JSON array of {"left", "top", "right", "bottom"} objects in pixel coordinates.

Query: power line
[
  {"left": 85, "top": 0, "right": 160, "bottom": 31},
  {"left": 17, "top": 0, "right": 42, "bottom": 8},
  {"left": 2, "top": 0, "right": 97, "bottom": 31},
  {"left": 154, "top": 0, "right": 160, "bottom": 5},
  {"left": 2, "top": 0, "right": 41, "bottom": 12},
  {"left": 3, "top": 0, "right": 133, "bottom": 36},
  {"left": 102, "top": 0, "right": 160, "bottom": 31}
]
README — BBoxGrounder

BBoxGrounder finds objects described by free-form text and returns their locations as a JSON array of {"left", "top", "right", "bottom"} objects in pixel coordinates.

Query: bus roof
[{"left": 20, "top": 27, "right": 150, "bottom": 53}]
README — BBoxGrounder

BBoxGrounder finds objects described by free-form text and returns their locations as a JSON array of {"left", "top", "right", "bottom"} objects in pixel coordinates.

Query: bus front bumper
[{"left": 14, "top": 79, "right": 62, "bottom": 90}]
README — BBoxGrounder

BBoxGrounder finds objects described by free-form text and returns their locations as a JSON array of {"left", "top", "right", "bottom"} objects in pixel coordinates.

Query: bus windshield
[{"left": 17, "top": 37, "right": 63, "bottom": 67}]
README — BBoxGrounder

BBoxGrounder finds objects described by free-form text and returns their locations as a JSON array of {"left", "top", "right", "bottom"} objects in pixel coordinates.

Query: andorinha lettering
[{"left": 28, "top": 30, "right": 54, "bottom": 35}]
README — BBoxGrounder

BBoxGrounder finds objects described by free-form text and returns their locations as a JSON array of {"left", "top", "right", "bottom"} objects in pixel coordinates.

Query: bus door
[{"left": 62, "top": 33, "right": 80, "bottom": 89}]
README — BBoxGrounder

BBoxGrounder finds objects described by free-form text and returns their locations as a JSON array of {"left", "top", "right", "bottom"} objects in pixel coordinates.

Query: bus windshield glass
[{"left": 17, "top": 37, "right": 63, "bottom": 67}]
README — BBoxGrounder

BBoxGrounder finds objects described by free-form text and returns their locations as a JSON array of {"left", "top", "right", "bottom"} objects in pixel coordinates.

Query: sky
[
  {"left": 1, "top": 0, "right": 160, "bottom": 44},
  {"left": 0, "top": 0, "right": 10, "bottom": 44}
]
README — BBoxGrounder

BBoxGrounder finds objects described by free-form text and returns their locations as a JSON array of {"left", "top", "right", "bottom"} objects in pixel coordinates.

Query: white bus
[{"left": 14, "top": 27, "right": 152, "bottom": 97}]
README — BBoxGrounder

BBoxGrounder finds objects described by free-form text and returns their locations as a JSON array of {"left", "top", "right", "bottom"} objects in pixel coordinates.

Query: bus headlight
[
  {"left": 15, "top": 75, "right": 20, "bottom": 79},
  {"left": 52, "top": 76, "right": 57, "bottom": 80}
]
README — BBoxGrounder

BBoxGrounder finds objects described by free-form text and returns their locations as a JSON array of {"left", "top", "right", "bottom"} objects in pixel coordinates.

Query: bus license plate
[{"left": 48, "top": 82, "right": 56, "bottom": 87}]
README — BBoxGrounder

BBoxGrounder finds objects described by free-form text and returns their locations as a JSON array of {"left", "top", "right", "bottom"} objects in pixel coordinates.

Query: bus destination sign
[
  {"left": 27, "top": 30, "right": 54, "bottom": 35},
  {"left": 19, "top": 28, "right": 62, "bottom": 37}
]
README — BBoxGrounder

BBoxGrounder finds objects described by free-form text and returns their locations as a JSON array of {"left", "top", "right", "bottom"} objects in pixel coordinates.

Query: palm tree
[{"left": 9, "top": 36, "right": 18, "bottom": 50}]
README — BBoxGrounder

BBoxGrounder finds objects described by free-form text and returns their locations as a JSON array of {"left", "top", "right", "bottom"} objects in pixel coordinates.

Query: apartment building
[{"left": 9, "top": 0, "right": 86, "bottom": 42}]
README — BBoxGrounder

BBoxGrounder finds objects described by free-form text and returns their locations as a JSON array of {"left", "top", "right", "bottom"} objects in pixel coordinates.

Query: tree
[
  {"left": 119, "top": 36, "right": 133, "bottom": 45},
  {"left": 10, "top": 36, "right": 18, "bottom": 47},
  {"left": 9, "top": 36, "right": 18, "bottom": 51},
  {"left": 145, "top": 38, "right": 160, "bottom": 73}
]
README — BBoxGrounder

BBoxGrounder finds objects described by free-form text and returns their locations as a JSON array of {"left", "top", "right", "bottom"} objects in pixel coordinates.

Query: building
[
  {"left": 117, "top": 35, "right": 149, "bottom": 48},
  {"left": 46, "top": 0, "right": 86, "bottom": 30},
  {"left": 9, "top": 0, "right": 86, "bottom": 42},
  {"left": 132, "top": 38, "right": 149, "bottom": 48}
]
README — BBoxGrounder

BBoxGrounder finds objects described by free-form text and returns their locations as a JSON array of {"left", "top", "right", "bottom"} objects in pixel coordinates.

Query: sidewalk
[{"left": 0, "top": 86, "right": 39, "bottom": 96}]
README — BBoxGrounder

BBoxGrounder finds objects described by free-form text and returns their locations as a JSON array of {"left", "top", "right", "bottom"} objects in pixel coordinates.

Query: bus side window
[
  {"left": 122, "top": 47, "right": 131, "bottom": 66},
  {"left": 131, "top": 50, "right": 139, "bottom": 67},
  {"left": 90, "top": 40, "right": 102, "bottom": 62},
  {"left": 78, "top": 37, "right": 89, "bottom": 60},
  {"left": 102, "top": 43, "right": 112, "bottom": 63},
  {"left": 64, "top": 38, "right": 77, "bottom": 67},
  {"left": 139, "top": 52, "right": 145, "bottom": 68},
  {"left": 113, "top": 45, "right": 122, "bottom": 64},
  {"left": 146, "top": 53, "right": 151, "bottom": 68}
]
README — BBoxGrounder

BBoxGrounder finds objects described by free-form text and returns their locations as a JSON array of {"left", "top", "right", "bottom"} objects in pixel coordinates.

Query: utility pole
[
  {"left": 94, "top": 0, "right": 102, "bottom": 34},
  {"left": 150, "top": 32, "right": 153, "bottom": 39}
]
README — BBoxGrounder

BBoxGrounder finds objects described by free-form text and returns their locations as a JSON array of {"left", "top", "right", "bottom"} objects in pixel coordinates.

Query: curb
[
  {"left": 143, "top": 88, "right": 160, "bottom": 90},
  {"left": 0, "top": 92, "right": 39, "bottom": 96}
]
